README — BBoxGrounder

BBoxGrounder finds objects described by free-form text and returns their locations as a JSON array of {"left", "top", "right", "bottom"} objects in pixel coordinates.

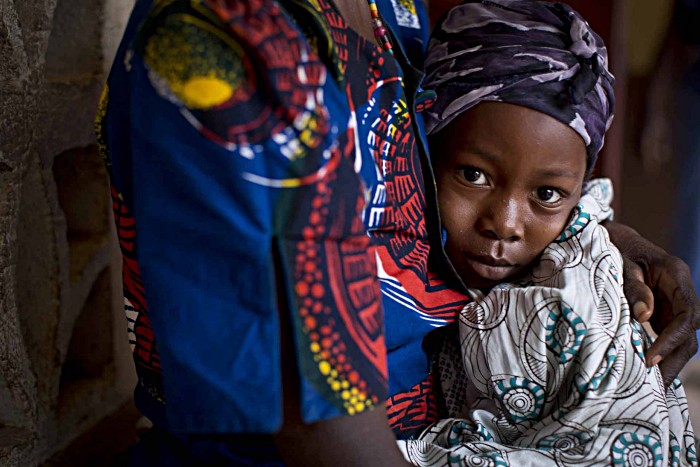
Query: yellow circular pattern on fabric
[
  {"left": 143, "top": 15, "right": 245, "bottom": 110},
  {"left": 182, "top": 76, "right": 233, "bottom": 108}
]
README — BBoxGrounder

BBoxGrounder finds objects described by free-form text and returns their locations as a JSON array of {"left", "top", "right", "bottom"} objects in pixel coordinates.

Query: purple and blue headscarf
[{"left": 423, "top": 0, "right": 615, "bottom": 171}]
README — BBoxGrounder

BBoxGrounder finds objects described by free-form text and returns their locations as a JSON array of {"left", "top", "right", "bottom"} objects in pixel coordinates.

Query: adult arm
[
  {"left": 274, "top": 409, "right": 411, "bottom": 466},
  {"left": 605, "top": 220, "right": 700, "bottom": 385},
  {"left": 272, "top": 264, "right": 411, "bottom": 466},
  {"left": 274, "top": 333, "right": 411, "bottom": 466}
]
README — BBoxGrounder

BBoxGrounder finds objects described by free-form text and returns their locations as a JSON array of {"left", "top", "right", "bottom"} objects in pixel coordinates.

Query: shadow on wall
[{"left": 0, "top": 0, "right": 135, "bottom": 465}]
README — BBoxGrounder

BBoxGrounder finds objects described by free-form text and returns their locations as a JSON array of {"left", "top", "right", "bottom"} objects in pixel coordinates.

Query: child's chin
[
  {"left": 461, "top": 259, "right": 519, "bottom": 289},
  {"left": 458, "top": 272, "right": 507, "bottom": 293},
  {"left": 464, "top": 277, "right": 502, "bottom": 292}
]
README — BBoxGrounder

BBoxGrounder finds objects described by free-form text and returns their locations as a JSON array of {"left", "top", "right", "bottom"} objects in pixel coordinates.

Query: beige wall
[{"left": 0, "top": 0, "right": 135, "bottom": 465}]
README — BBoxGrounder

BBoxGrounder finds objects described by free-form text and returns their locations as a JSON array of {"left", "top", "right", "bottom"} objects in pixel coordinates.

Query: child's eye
[
  {"left": 461, "top": 167, "right": 488, "bottom": 185},
  {"left": 536, "top": 187, "right": 563, "bottom": 204}
]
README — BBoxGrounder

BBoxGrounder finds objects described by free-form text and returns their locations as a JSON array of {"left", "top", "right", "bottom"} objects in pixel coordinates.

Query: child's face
[{"left": 433, "top": 102, "right": 587, "bottom": 290}]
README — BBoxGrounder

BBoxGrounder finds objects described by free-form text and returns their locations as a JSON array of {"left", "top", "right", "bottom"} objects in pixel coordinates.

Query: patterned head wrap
[{"left": 423, "top": 0, "right": 615, "bottom": 171}]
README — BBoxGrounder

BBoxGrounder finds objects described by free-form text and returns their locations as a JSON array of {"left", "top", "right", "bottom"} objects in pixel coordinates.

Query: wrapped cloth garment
[{"left": 399, "top": 179, "right": 697, "bottom": 466}]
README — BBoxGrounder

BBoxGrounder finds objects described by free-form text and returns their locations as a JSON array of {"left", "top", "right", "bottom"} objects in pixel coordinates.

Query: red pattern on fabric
[
  {"left": 386, "top": 373, "right": 440, "bottom": 434},
  {"left": 111, "top": 186, "right": 161, "bottom": 371},
  {"left": 290, "top": 142, "right": 387, "bottom": 412},
  {"left": 325, "top": 199, "right": 388, "bottom": 380},
  {"left": 203, "top": 0, "right": 331, "bottom": 148},
  {"left": 368, "top": 97, "right": 469, "bottom": 321}
]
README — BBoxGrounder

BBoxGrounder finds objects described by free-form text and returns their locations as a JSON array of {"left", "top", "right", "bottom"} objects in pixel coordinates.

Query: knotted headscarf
[{"left": 423, "top": 0, "right": 615, "bottom": 171}]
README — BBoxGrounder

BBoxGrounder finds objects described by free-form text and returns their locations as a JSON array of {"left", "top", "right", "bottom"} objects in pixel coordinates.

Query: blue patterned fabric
[{"left": 98, "top": 0, "right": 472, "bottom": 446}]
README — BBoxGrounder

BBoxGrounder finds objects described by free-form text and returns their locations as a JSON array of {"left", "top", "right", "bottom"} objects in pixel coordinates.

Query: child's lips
[{"left": 464, "top": 254, "right": 518, "bottom": 281}]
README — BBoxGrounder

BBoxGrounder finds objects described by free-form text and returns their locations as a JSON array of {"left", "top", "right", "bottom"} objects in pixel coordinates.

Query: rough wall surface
[{"left": 0, "top": 0, "right": 135, "bottom": 465}]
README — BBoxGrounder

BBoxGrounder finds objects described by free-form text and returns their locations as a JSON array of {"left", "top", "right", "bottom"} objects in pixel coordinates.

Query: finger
[
  {"left": 656, "top": 258, "right": 700, "bottom": 320},
  {"left": 622, "top": 259, "right": 654, "bottom": 322},
  {"left": 644, "top": 259, "right": 700, "bottom": 366},
  {"left": 646, "top": 310, "right": 696, "bottom": 368},
  {"left": 657, "top": 335, "right": 698, "bottom": 387}
]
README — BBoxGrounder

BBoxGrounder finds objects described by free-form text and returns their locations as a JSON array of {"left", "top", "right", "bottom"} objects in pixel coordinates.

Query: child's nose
[{"left": 480, "top": 197, "right": 525, "bottom": 242}]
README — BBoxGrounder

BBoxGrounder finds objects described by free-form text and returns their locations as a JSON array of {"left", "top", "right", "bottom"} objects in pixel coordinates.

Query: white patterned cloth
[{"left": 399, "top": 179, "right": 697, "bottom": 466}]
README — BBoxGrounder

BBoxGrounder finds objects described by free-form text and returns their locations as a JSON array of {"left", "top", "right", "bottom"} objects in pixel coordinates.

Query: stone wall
[{"left": 0, "top": 0, "right": 136, "bottom": 465}]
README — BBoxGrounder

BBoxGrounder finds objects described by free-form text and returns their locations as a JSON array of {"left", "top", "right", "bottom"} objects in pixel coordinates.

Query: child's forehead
[{"left": 432, "top": 102, "right": 588, "bottom": 176}]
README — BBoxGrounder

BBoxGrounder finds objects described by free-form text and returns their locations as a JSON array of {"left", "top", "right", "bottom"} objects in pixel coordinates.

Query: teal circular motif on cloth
[
  {"left": 669, "top": 433, "right": 681, "bottom": 467},
  {"left": 538, "top": 432, "right": 589, "bottom": 451},
  {"left": 578, "top": 341, "right": 617, "bottom": 393},
  {"left": 494, "top": 377, "right": 545, "bottom": 422},
  {"left": 474, "top": 420, "right": 495, "bottom": 443},
  {"left": 556, "top": 205, "right": 591, "bottom": 242},
  {"left": 447, "top": 420, "right": 492, "bottom": 446},
  {"left": 686, "top": 433, "right": 697, "bottom": 464},
  {"left": 630, "top": 320, "right": 646, "bottom": 362},
  {"left": 448, "top": 451, "right": 508, "bottom": 467},
  {"left": 611, "top": 433, "right": 663, "bottom": 466},
  {"left": 545, "top": 304, "right": 586, "bottom": 364}
]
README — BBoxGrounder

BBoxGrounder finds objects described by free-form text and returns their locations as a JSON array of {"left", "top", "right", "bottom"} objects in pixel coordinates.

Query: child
[{"left": 399, "top": 1, "right": 697, "bottom": 465}]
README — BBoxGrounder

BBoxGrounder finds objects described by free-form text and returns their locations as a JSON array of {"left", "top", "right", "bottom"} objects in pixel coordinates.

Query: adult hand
[{"left": 606, "top": 221, "right": 700, "bottom": 386}]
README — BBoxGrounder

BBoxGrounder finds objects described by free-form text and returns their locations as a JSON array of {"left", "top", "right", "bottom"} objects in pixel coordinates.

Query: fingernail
[
  {"left": 633, "top": 302, "right": 650, "bottom": 320},
  {"left": 647, "top": 354, "right": 662, "bottom": 367}
]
